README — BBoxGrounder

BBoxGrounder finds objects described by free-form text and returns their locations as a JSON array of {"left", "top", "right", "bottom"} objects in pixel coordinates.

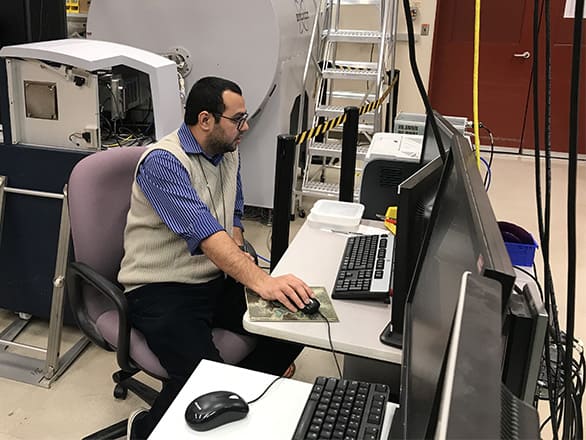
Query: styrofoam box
[{"left": 307, "top": 200, "right": 365, "bottom": 232}]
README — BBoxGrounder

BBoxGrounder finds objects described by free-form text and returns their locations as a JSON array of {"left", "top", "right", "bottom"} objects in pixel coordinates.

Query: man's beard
[{"left": 207, "top": 132, "right": 239, "bottom": 155}]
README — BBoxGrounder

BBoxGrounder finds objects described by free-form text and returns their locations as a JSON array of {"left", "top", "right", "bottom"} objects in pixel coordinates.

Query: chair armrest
[
  {"left": 66, "top": 261, "right": 135, "bottom": 372},
  {"left": 241, "top": 239, "right": 259, "bottom": 265}
]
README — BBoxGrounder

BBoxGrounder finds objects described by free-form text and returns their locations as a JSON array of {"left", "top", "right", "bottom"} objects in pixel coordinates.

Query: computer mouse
[
  {"left": 300, "top": 297, "right": 321, "bottom": 315},
  {"left": 184, "top": 390, "right": 249, "bottom": 432}
]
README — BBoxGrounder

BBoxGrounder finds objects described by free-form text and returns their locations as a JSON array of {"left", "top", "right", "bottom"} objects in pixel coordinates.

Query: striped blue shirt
[{"left": 136, "top": 123, "right": 244, "bottom": 255}]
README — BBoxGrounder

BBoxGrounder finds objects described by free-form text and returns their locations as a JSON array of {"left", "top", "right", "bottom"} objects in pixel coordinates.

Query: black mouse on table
[
  {"left": 185, "top": 390, "right": 249, "bottom": 431},
  {"left": 271, "top": 297, "right": 321, "bottom": 315},
  {"left": 300, "top": 297, "right": 321, "bottom": 315}
]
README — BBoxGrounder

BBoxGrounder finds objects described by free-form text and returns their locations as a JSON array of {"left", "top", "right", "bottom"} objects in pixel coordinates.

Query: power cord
[
  {"left": 246, "top": 309, "right": 344, "bottom": 405},
  {"left": 400, "top": 0, "right": 446, "bottom": 163},
  {"left": 246, "top": 375, "right": 285, "bottom": 405},
  {"left": 318, "top": 311, "right": 343, "bottom": 378},
  {"left": 479, "top": 157, "right": 491, "bottom": 191}
]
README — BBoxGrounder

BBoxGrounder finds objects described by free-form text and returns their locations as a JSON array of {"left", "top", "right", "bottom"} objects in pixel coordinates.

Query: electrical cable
[
  {"left": 246, "top": 375, "right": 284, "bottom": 405},
  {"left": 479, "top": 156, "right": 491, "bottom": 191},
  {"left": 257, "top": 254, "right": 271, "bottom": 265},
  {"left": 318, "top": 311, "right": 343, "bottom": 378},
  {"left": 563, "top": 0, "right": 583, "bottom": 436},
  {"left": 528, "top": 0, "right": 565, "bottom": 436},
  {"left": 478, "top": 123, "right": 495, "bottom": 188},
  {"left": 472, "top": 0, "right": 482, "bottom": 170},
  {"left": 400, "top": 0, "right": 446, "bottom": 162}
]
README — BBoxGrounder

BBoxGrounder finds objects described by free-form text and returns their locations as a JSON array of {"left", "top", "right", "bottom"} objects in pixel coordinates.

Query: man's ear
[{"left": 198, "top": 111, "right": 213, "bottom": 131}]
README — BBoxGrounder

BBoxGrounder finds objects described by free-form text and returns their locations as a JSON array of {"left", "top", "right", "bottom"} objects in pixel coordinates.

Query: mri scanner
[
  {"left": 1, "top": 0, "right": 315, "bottom": 208},
  {"left": 87, "top": 0, "right": 316, "bottom": 208}
]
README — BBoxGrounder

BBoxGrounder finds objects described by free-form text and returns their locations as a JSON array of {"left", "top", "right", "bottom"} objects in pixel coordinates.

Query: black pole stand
[
  {"left": 270, "top": 135, "right": 296, "bottom": 272},
  {"left": 339, "top": 106, "right": 359, "bottom": 202}
]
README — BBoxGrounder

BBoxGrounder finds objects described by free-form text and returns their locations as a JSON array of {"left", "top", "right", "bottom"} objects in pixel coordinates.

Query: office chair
[{"left": 66, "top": 147, "right": 257, "bottom": 440}]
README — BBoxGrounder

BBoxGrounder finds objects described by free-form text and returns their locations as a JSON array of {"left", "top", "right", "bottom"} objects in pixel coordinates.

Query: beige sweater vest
[{"left": 118, "top": 131, "right": 238, "bottom": 292}]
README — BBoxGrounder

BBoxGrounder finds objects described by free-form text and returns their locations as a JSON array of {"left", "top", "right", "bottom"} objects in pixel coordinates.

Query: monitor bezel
[{"left": 398, "top": 129, "right": 516, "bottom": 439}]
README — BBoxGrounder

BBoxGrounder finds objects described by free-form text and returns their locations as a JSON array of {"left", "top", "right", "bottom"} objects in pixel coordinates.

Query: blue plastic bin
[{"left": 504, "top": 237, "right": 538, "bottom": 267}]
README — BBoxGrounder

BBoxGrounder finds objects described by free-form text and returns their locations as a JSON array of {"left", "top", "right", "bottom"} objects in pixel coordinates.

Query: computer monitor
[
  {"left": 434, "top": 272, "right": 540, "bottom": 439},
  {"left": 391, "top": 131, "right": 515, "bottom": 439},
  {"left": 379, "top": 111, "right": 455, "bottom": 347},
  {"left": 379, "top": 156, "right": 443, "bottom": 347}
]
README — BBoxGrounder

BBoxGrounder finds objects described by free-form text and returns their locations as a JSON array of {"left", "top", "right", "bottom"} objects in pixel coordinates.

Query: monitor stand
[{"left": 379, "top": 321, "right": 403, "bottom": 348}]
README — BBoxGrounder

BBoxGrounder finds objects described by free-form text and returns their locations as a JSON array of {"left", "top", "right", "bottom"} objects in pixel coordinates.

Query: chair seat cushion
[
  {"left": 96, "top": 311, "right": 169, "bottom": 378},
  {"left": 211, "top": 328, "right": 257, "bottom": 365},
  {"left": 95, "top": 311, "right": 257, "bottom": 378}
]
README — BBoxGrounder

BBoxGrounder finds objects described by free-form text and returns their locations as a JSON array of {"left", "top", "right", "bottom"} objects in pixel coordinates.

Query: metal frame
[{"left": 0, "top": 176, "right": 89, "bottom": 388}]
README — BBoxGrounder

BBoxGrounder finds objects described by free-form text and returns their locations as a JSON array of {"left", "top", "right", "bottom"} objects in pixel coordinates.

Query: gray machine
[
  {"left": 86, "top": 0, "right": 315, "bottom": 209},
  {"left": 0, "top": 39, "right": 182, "bottom": 150}
]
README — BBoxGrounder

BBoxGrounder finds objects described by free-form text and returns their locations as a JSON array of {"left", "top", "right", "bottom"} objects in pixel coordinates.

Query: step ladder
[{"left": 296, "top": 0, "right": 398, "bottom": 213}]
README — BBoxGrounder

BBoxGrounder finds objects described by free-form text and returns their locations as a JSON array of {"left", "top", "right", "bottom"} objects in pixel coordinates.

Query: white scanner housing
[
  {"left": 86, "top": 0, "right": 315, "bottom": 208},
  {"left": 0, "top": 39, "right": 182, "bottom": 150}
]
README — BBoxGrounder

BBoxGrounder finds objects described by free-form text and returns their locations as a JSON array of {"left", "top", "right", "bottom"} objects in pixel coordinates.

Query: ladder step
[
  {"left": 330, "top": 91, "right": 377, "bottom": 101},
  {"left": 308, "top": 141, "right": 369, "bottom": 159},
  {"left": 330, "top": 122, "right": 376, "bottom": 133},
  {"left": 315, "top": 105, "right": 375, "bottom": 119},
  {"left": 330, "top": 90, "right": 376, "bottom": 102},
  {"left": 337, "top": 0, "right": 381, "bottom": 5},
  {"left": 323, "top": 29, "right": 383, "bottom": 44},
  {"left": 301, "top": 181, "right": 360, "bottom": 201},
  {"left": 322, "top": 66, "right": 378, "bottom": 80}
]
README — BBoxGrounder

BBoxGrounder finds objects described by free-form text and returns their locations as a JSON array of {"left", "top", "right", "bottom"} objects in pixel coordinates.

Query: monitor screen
[
  {"left": 394, "top": 131, "right": 515, "bottom": 439},
  {"left": 380, "top": 111, "right": 457, "bottom": 348}
]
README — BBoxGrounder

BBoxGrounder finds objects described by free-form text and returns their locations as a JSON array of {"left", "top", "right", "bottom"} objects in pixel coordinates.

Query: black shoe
[{"left": 127, "top": 408, "right": 149, "bottom": 440}]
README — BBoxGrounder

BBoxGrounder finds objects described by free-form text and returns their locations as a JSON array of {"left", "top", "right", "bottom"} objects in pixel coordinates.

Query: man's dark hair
[{"left": 184, "top": 76, "right": 242, "bottom": 125}]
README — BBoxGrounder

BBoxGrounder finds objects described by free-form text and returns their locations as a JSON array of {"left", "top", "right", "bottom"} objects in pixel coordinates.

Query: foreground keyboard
[
  {"left": 292, "top": 376, "right": 390, "bottom": 440},
  {"left": 332, "top": 234, "right": 392, "bottom": 300}
]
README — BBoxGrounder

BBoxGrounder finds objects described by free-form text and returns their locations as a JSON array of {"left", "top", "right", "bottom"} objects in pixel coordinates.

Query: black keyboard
[
  {"left": 292, "top": 376, "right": 390, "bottom": 440},
  {"left": 332, "top": 234, "right": 392, "bottom": 300}
]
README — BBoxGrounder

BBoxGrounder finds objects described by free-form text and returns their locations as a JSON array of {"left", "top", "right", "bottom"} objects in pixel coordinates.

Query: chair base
[
  {"left": 81, "top": 370, "right": 161, "bottom": 440},
  {"left": 113, "top": 370, "right": 159, "bottom": 406}
]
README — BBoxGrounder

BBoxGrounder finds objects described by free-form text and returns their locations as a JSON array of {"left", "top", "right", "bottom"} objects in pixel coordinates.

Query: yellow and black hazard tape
[
  {"left": 330, "top": 63, "right": 372, "bottom": 72},
  {"left": 294, "top": 74, "right": 398, "bottom": 145}
]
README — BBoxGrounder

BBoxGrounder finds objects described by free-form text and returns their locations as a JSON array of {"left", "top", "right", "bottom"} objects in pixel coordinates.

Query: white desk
[
  {"left": 150, "top": 360, "right": 397, "bottom": 439},
  {"left": 243, "top": 221, "right": 402, "bottom": 365}
]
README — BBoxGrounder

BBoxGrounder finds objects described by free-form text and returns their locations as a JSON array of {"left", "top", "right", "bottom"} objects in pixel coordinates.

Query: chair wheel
[
  {"left": 113, "top": 384, "right": 128, "bottom": 399},
  {"left": 298, "top": 209, "right": 306, "bottom": 218}
]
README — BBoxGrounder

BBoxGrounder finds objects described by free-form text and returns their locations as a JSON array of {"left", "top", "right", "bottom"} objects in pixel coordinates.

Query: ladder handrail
[
  {"left": 374, "top": 0, "right": 392, "bottom": 132},
  {"left": 296, "top": 0, "right": 400, "bottom": 211}
]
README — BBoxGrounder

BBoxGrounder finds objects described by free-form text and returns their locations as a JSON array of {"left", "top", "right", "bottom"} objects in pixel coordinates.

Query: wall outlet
[{"left": 421, "top": 23, "right": 430, "bottom": 36}]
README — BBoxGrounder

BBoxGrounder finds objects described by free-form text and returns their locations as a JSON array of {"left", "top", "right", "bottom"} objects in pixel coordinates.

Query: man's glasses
[{"left": 214, "top": 112, "right": 249, "bottom": 131}]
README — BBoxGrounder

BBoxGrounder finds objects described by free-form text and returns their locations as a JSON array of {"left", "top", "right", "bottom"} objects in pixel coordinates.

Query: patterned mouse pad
[{"left": 245, "top": 286, "right": 339, "bottom": 322}]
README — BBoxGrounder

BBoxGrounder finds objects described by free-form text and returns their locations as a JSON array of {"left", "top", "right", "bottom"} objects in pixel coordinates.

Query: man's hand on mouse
[{"left": 256, "top": 274, "right": 314, "bottom": 313}]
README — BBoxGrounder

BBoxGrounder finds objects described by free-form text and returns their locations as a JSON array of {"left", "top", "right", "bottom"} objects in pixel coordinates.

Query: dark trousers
[{"left": 126, "top": 276, "right": 303, "bottom": 438}]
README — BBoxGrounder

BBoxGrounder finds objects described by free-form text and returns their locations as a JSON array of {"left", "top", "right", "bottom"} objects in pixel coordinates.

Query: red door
[{"left": 429, "top": 0, "right": 585, "bottom": 153}]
